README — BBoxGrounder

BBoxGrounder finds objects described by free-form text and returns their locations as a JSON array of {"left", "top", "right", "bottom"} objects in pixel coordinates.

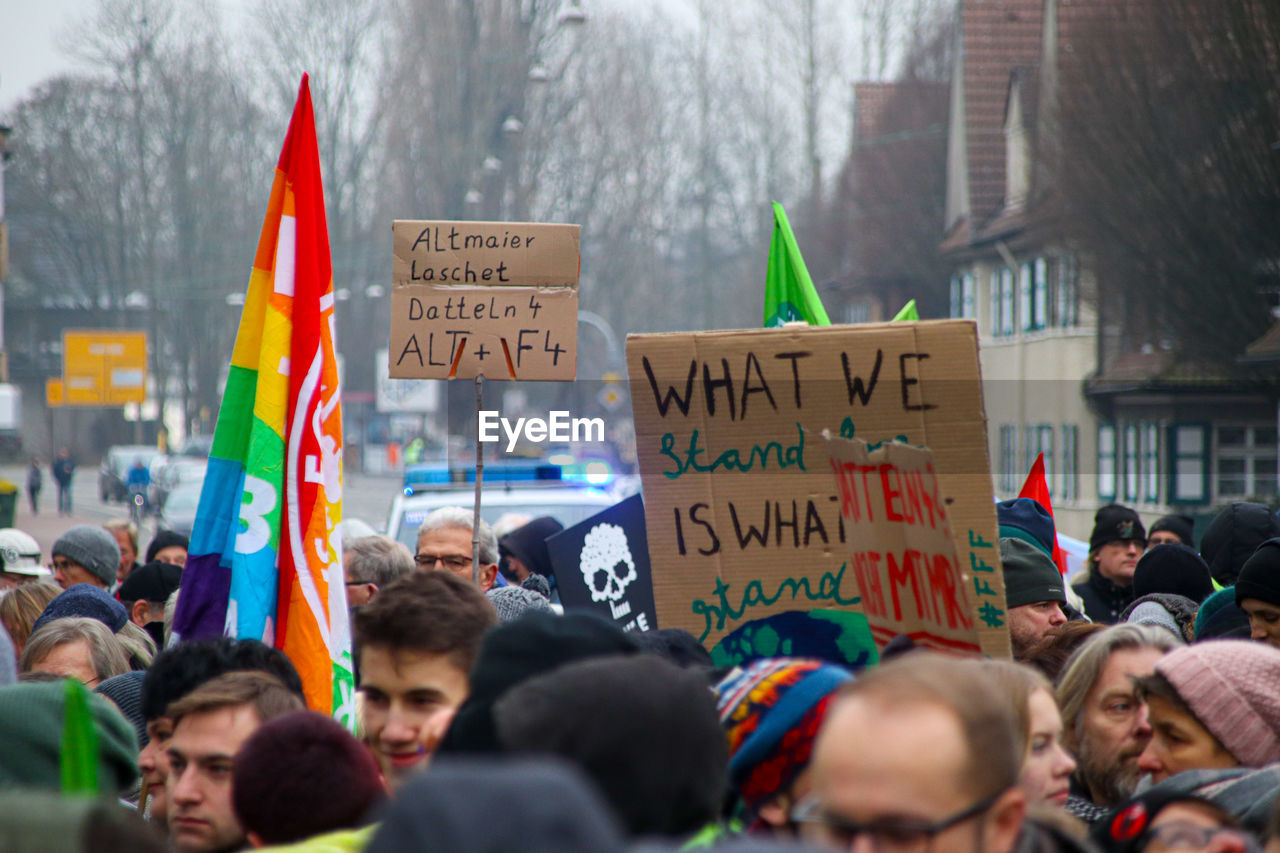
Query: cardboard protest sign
[
  {"left": 625, "top": 320, "right": 1009, "bottom": 664},
  {"left": 824, "top": 436, "right": 985, "bottom": 655},
  {"left": 546, "top": 494, "right": 657, "bottom": 632},
  {"left": 390, "top": 221, "right": 580, "bottom": 380}
]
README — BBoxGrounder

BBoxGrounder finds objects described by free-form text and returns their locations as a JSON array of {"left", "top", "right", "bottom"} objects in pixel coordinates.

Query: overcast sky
[{"left": 0, "top": 0, "right": 96, "bottom": 111}]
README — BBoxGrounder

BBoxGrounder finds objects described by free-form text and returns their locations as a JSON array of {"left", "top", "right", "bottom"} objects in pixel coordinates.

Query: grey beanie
[
  {"left": 486, "top": 586, "right": 554, "bottom": 623},
  {"left": 51, "top": 525, "right": 120, "bottom": 586}
]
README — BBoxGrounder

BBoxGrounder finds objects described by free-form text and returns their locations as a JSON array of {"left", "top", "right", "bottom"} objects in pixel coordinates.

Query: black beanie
[
  {"left": 1133, "top": 544, "right": 1214, "bottom": 604},
  {"left": 1201, "top": 502, "right": 1280, "bottom": 587},
  {"left": 1089, "top": 504, "right": 1146, "bottom": 552},
  {"left": 493, "top": 654, "right": 728, "bottom": 838},
  {"left": 1000, "top": 538, "right": 1065, "bottom": 608},
  {"left": 437, "top": 611, "right": 640, "bottom": 755},
  {"left": 1234, "top": 538, "right": 1280, "bottom": 609},
  {"left": 1149, "top": 514, "right": 1195, "bottom": 547},
  {"left": 144, "top": 529, "right": 189, "bottom": 564}
]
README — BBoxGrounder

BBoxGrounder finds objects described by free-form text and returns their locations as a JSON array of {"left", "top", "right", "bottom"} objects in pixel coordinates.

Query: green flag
[
  {"left": 764, "top": 202, "right": 830, "bottom": 327},
  {"left": 61, "top": 678, "right": 100, "bottom": 795},
  {"left": 890, "top": 299, "right": 919, "bottom": 322}
]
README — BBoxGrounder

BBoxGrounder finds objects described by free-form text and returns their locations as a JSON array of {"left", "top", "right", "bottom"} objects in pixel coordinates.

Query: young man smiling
[{"left": 353, "top": 571, "right": 496, "bottom": 789}]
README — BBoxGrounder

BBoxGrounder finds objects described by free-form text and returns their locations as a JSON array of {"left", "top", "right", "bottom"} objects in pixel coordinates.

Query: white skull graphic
[{"left": 579, "top": 523, "right": 638, "bottom": 603}]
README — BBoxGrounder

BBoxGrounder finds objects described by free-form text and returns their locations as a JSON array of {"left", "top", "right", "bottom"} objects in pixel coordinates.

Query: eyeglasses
[
  {"left": 1143, "top": 822, "right": 1256, "bottom": 853},
  {"left": 791, "top": 791, "right": 1001, "bottom": 853},
  {"left": 414, "top": 553, "right": 472, "bottom": 571}
]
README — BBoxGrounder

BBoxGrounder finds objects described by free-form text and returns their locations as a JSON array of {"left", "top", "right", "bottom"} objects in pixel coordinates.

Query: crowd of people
[{"left": 1, "top": 496, "right": 1280, "bottom": 853}]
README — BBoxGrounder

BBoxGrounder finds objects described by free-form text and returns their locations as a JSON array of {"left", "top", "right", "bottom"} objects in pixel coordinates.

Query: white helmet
[{"left": 0, "top": 528, "right": 48, "bottom": 577}]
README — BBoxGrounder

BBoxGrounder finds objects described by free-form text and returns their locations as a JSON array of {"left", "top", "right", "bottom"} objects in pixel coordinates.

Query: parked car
[
  {"left": 99, "top": 445, "right": 166, "bottom": 503},
  {"left": 150, "top": 458, "right": 208, "bottom": 511},
  {"left": 155, "top": 479, "right": 202, "bottom": 538}
]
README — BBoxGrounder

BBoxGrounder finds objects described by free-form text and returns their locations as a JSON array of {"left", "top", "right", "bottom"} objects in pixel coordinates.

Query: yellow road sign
[
  {"left": 61, "top": 330, "right": 148, "bottom": 406},
  {"left": 45, "top": 379, "right": 64, "bottom": 407}
]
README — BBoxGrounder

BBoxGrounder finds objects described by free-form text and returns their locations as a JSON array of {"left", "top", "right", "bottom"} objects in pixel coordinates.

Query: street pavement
[{"left": 0, "top": 463, "right": 402, "bottom": 559}]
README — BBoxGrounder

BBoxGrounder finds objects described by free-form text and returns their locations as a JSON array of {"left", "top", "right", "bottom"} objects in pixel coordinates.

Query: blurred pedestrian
[
  {"left": 24, "top": 458, "right": 41, "bottom": 515},
  {"left": 51, "top": 448, "right": 75, "bottom": 516}
]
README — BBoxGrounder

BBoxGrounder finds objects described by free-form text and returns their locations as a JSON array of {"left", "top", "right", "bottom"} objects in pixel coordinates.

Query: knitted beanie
[
  {"left": 997, "top": 498, "right": 1056, "bottom": 557},
  {"left": 0, "top": 680, "right": 139, "bottom": 793},
  {"left": 486, "top": 586, "right": 554, "bottom": 623},
  {"left": 1089, "top": 505, "right": 1147, "bottom": 552},
  {"left": 713, "top": 658, "right": 852, "bottom": 820},
  {"left": 31, "top": 582, "right": 129, "bottom": 635},
  {"left": 1194, "top": 588, "right": 1238, "bottom": 638},
  {"left": 51, "top": 525, "right": 121, "bottom": 587},
  {"left": 144, "top": 529, "right": 189, "bottom": 565},
  {"left": 1133, "top": 544, "right": 1214, "bottom": 604},
  {"left": 1155, "top": 640, "right": 1280, "bottom": 766},
  {"left": 1149, "top": 514, "right": 1195, "bottom": 547},
  {"left": 1122, "top": 593, "right": 1197, "bottom": 643},
  {"left": 95, "top": 670, "right": 148, "bottom": 749},
  {"left": 1000, "top": 538, "right": 1066, "bottom": 608},
  {"left": 1234, "top": 538, "right": 1280, "bottom": 609},
  {"left": 1124, "top": 601, "right": 1184, "bottom": 640},
  {"left": 234, "top": 711, "right": 385, "bottom": 846}
]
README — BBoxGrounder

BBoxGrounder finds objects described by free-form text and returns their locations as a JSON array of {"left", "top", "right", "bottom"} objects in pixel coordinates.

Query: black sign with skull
[{"left": 546, "top": 494, "right": 657, "bottom": 633}]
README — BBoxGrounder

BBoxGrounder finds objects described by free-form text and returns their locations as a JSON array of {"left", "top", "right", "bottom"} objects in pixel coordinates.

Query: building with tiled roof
[{"left": 941, "top": 0, "right": 1277, "bottom": 538}]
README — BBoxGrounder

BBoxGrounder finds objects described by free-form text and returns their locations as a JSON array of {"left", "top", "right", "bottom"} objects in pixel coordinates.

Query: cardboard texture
[
  {"left": 390, "top": 220, "right": 581, "bottom": 380},
  {"left": 625, "top": 320, "right": 1010, "bottom": 661},
  {"left": 824, "top": 436, "right": 986, "bottom": 655},
  {"left": 546, "top": 494, "right": 658, "bottom": 632}
]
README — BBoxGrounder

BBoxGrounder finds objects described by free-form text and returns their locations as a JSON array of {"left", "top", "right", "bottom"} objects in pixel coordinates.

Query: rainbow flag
[{"left": 171, "top": 75, "right": 353, "bottom": 725}]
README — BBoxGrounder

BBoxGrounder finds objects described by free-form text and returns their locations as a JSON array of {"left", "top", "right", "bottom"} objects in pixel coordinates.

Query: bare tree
[{"left": 1044, "top": 0, "right": 1280, "bottom": 363}]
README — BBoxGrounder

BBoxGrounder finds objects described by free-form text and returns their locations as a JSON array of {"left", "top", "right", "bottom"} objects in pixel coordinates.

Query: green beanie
[{"left": 0, "top": 681, "right": 138, "bottom": 794}]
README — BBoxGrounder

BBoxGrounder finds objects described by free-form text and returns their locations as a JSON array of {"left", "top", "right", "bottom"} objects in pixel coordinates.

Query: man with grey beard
[{"left": 1054, "top": 624, "right": 1178, "bottom": 821}]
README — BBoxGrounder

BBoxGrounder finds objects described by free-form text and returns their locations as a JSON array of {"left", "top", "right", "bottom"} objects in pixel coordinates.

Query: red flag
[{"left": 1018, "top": 453, "right": 1069, "bottom": 575}]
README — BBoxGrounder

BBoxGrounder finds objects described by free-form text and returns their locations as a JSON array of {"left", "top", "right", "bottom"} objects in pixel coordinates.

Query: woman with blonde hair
[
  {"left": 982, "top": 658, "right": 1078, "bottom": 807},
  {"left": 0, "top": 581, "right": 61, "bottom": 657}
]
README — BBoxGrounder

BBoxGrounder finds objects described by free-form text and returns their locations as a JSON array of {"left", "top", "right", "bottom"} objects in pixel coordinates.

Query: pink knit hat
[{"left": 1155, "top": 640, "right": 1280, "bottom": 766}]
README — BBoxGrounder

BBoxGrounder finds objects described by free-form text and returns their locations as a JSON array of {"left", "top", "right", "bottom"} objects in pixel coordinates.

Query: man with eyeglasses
[
  {"left": 343, "top": 534, "right": 413, "bottom": 608},
  {"left": 800, "top": 652, "right": 1088, "bottom": 853},
  {"left": 414, "top": 506, "right": 500, "bottom": 591}
]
